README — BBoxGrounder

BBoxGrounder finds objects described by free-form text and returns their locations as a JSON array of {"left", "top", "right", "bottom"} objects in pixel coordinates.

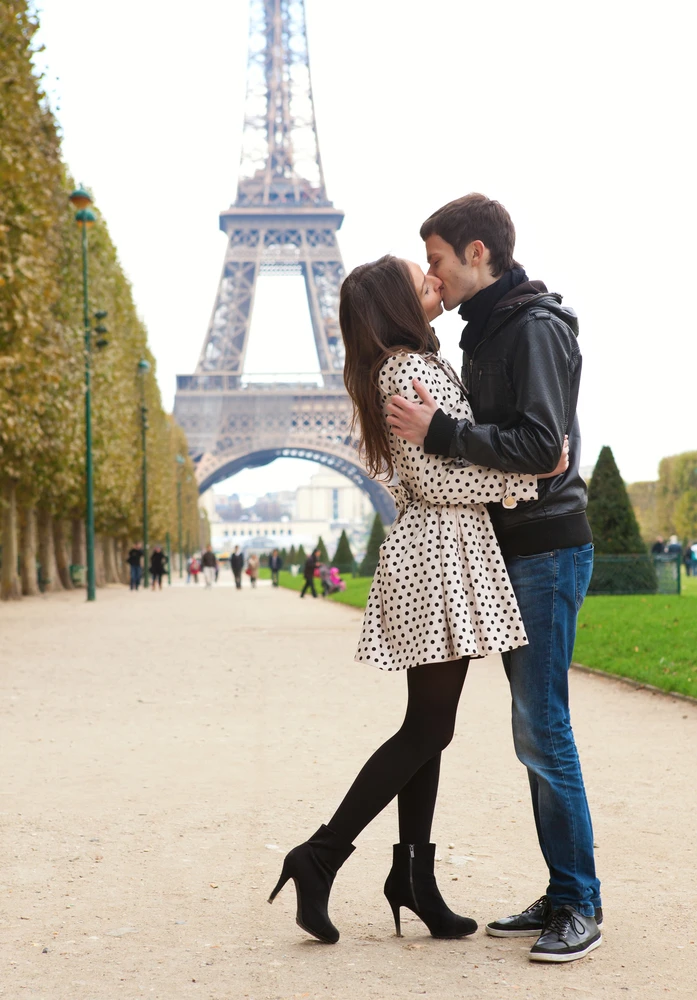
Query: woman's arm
[{"left": 381, "top": 354, "right": 537, "bottom": 506}]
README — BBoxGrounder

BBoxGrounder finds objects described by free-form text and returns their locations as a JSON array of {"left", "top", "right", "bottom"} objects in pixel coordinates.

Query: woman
[
  {"left": 149, "top": 546, "right": 167, "bottom": 590},
  {"left": 246, "top": 552, "right": 259, "bottom": 588},
  {"left": 269, "top": 255, "right": 561, "bottom": 945}
]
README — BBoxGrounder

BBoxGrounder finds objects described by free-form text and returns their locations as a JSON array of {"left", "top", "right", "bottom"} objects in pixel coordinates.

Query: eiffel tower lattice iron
[{"left": 174, "top": 0, "right": 395, "bottom": 523}]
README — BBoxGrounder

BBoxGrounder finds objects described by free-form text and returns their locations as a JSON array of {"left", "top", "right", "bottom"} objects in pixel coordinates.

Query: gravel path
[{"left": 1, "top": 582, "right": 696, "bottom": 999}]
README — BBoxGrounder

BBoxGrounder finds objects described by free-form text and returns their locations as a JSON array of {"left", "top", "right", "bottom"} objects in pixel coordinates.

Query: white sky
[{"left": 35, "top": 0, "right": 696, "bottom": 495}]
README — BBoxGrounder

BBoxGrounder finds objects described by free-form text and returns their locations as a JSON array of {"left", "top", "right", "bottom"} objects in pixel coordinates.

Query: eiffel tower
[{"left": 174, "top": 0, "right": 395, "bottom": 523}]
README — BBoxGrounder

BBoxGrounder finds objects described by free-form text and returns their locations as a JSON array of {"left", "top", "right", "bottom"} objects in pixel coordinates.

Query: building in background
[{"left": 201, "top": 469, "right": 375, "bottom": 561}]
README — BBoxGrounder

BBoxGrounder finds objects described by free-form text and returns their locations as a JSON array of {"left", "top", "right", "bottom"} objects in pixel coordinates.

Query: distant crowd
[
  {"left": 123, "top": 543, "right": 348, "bottom": 593},
  {"left": 651, "top": 534, "right": 697, "bottom": 576}
]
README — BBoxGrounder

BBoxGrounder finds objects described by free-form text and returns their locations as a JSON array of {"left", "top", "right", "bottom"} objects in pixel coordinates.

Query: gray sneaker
[
  {"left": 529, "top": 904, "right": 602, "bottom": 963},
  {"left": 486, "top": 894, "right": 603, "bottom": 938}
]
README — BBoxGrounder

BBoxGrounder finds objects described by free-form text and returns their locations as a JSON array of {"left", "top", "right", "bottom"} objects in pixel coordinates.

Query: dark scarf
[{"left": 458, "top": 266, "right": 528, "bottom": 356}]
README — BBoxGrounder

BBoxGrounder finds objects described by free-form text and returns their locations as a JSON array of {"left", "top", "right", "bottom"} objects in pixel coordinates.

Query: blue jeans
[
  {"left": 129, "top": 565, "right": 141, "bottom": 590},
  {"left": 501, "top": 543, "right": 601, "bottom": 916}
]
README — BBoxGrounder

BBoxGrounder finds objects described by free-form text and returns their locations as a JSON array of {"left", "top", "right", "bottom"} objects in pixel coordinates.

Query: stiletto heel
[
  {"left": 389, "top": 900, "right": 402, "bottom": 936},
  {"left": 384, "top": 843, "right": 477, "bottom": 939},
  {"left": 267, "top": 825, "right": 355, "bottom": 943},
  {"left": 268, "top": 862, "right": 291, "bottom": 904}
]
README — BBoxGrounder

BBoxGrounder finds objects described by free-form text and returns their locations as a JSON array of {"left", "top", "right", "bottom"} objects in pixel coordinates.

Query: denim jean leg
[{"left": 502, "top": 544, "right": 601, "bottom": 915}]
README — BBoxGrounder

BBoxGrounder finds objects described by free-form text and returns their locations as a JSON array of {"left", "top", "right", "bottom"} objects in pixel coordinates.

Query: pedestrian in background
[
  {"left": 188, "top": 554, "right": 201, "bottom": 584},
  {"left": 150, "top": 545, "right": 168, "bottom": 590},
  {"left": 651, "top": 536, "right": 665, "bottom": 556},
  {"left": 230, "top": 546, "right": 244, "bottom": 589},
  {"left": 269, "top": 548, "right": 283, "bottom": 587},
  {"left": 201, "top": 545, "right": 218, "bottom": 588},
  {"left": 246, "top": 552, "right": 259, "bottom": 588},
  {"left": 127, "top": 542, "right": 143, "bottom": 591},
  {"left": 300, "top": 548, "right": 320, "bottom": 599}
]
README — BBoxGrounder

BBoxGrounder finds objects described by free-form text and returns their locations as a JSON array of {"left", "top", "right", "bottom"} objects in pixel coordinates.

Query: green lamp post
[
  {"left": 138, "top": 359, "right": 151, "bottom": 587},
  {"left": 175, "top": 455, "right": 185, "bottom": 578},
  {"left": 69, "top": 186, "right": 97, "bottom": 601}
]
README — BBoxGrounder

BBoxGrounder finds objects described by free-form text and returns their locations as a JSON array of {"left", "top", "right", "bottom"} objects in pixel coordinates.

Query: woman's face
[{"left": 406, "top": 261, "right": 444, "bottom": 322}]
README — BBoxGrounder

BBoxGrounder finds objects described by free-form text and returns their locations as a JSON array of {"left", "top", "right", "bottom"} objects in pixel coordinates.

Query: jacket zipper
[{"left": 408, "top": 844, "right": 417, "bottom": 909}]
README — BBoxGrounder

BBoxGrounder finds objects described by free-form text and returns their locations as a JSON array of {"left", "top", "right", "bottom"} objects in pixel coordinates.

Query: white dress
[{"left": 355, "top": 352, "right": 538, "bottom": 671}]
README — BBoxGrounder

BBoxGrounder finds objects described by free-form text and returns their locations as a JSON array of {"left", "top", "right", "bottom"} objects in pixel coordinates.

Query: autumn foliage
[{"left": 0, "top": 2, "right": 200, "bottom": 598}]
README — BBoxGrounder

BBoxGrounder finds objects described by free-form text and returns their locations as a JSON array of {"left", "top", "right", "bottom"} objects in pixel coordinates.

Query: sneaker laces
[
  {"left": 523, "top": 895, "right": 549, "bottom": 915},
  {"left": 544, "top": 905, "right": 586, "bottom": 939}
]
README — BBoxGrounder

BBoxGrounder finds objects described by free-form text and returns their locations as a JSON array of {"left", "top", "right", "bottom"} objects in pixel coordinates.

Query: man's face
[{"left": 425, "top": 234, "right": 482, "bottom": 310}]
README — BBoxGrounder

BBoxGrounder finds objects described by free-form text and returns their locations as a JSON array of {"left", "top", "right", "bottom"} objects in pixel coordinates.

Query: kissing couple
[{"left": 269, "top": 193, "right": 602, "bottom": 964}]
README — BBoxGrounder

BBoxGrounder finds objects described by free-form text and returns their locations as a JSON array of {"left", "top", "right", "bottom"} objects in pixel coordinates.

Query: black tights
[{"left": 328, "top": 658, "right": 469, "bottom": 845}]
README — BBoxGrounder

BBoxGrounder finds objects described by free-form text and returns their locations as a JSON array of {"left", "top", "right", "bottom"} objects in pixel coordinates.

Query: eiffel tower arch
[{"left": 174, "top": 0, "right": 395, "bottom": 524}]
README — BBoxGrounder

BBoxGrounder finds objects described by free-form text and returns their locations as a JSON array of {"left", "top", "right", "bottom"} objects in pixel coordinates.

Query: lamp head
[
  {"left": 138, "top": 359, "right": 151, "bottom": 373},
  {"left": 75, "top": 208, "right": 96, "bottom": 226},
  {"left": 69, "top": 186, "right": 92, "bottom": 210}
]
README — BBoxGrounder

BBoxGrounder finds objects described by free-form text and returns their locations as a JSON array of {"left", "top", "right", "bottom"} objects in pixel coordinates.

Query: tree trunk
[
  {"left": 94, "top": 535, "right": 106, "bottom": 587},
  {"left": 118, "top": 539, "right": 130, "bottom": 583},
  {"left": 38, "top": 510, "right": 62, "bottom": 592},
  {"left": 103, "top": 536, "right": 118, "bottom": 584},
  {"left": 19, "top": 506, "right": 40, "bottom": 596},
  {"left": 53, "top": 519, "right": 73, "bottom": 590},
  {"left": 71, "top": 519, "right": 85, "bottom": 588},
  {"left": 1, "top": 481, "right": 22, "bottom": 600}
]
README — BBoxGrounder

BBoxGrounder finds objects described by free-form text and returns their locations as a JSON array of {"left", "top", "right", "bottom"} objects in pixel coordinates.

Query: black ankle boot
[
  {"left": 384, "top": 843, "right": 478, "bottom": 939},
  {"left": 268, "top": 824, "right": 355, "bottom": 943}
]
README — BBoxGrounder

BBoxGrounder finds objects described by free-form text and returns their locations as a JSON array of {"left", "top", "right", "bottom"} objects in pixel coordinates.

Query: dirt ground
[{"left": 1, "top": 579, "right": 696, "bottom": 1000}]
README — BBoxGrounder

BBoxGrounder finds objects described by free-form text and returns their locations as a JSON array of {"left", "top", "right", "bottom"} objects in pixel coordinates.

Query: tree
[
  {"left": 359, "top": 513, "right": 386, "bottom": 576},
  {"left": 288, "top": 544, "right": 297, "bottom": 565},
  {"left": 656, "top": 451, "right": 697, "bottom": 541},
  {"left": 296, "top": 544, "right": 307, "bottom": 566},
  {"left": 332, "top": 530, "right": 355, "bottom": 574},
  {"left": 586, "top": 446, "right": 656, "bottom": 594},
  {"left": 316, "top": 535, "right": 329, "bottom": 563}
]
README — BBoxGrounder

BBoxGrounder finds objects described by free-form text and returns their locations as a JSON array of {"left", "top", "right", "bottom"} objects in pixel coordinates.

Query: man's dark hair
[{"left": 420, "top": 193, "right": 518, "bottom": 276}]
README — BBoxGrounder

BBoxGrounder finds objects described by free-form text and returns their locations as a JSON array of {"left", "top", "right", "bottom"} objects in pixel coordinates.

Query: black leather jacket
[{"left": 424, "top": 282, "right": 592, "bottom": 557}]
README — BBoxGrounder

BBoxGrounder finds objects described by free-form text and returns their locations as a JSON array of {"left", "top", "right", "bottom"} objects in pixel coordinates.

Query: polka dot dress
[{"left": 356, "top": 352, "right": 538, "bottom": 671}]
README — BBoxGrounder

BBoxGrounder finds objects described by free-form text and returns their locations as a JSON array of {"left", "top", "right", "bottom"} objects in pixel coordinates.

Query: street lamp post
[
  {"left": 69, "top": 186, "right": 97, "bottom": 601},
  {"left": 175, "top": 455, "right": 185, "bottom": 578},
  {"left": 138, "top": 359, "right": 151, "bottom": 588}
]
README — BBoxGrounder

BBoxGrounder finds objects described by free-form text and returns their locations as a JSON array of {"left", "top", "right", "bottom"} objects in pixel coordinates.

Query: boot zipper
[{"left": 408, "top": 844, "right": 418, "bottom": 910}]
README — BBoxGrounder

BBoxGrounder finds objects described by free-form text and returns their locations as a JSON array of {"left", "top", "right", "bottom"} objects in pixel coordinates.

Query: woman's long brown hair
[{"left": 340, "top": 255, "right": 436, "bottom": 481}]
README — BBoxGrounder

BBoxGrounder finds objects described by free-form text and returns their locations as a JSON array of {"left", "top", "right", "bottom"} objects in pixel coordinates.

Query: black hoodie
[{"left": 424, "top": 276, "right": 591, "bottom": 557}]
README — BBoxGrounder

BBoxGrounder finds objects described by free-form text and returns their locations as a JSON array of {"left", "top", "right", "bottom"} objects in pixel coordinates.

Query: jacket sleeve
[
  {"left": 427, "top": 316, "right": 575, "bottom": 474},
  {"left": 384, "top": 354, "right": 537, "bottom": 506}
]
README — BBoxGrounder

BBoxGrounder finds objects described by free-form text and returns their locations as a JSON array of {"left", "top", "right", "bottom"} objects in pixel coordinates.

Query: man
[
  {"left": 269, "top": 548, "right": 283, "bottom": 587},
  {"left": 385, "top": 193, "right": 601, "bottom": 963},
  {"left": 150, "top": 545, "right": 168, "bottom": 590},
  {"left": 126, "top": 542, "right": 143, "bottom": 591},
  {"left": 230, "top": 546, "right": 244, "bottom": 589},
  {"left": 201, "top": 545, "right": 218, "bottom": 588},
  {"left": 300, "top": 549, "right": 320, "bottom": 599}
]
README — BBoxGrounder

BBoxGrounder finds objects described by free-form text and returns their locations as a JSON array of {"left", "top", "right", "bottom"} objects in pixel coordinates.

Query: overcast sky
[{"left": 35, "top": 0, "right": 696, "bottom": 498}]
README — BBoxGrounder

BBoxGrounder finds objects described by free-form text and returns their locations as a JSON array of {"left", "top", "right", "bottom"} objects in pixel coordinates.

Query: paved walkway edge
[{"left": 571, "top": 660, "right": 697, "bottom": 706}]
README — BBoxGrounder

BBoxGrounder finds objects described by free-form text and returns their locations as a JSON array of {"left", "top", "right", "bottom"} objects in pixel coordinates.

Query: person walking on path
[
  {"left": 201, "top": 545, "right": 217, "bottom": 588},
  {"left": 300, "top": 549, "right": 320, "bottom": 598},
  {"left": 269, "top": 549, "right": 283, "bottom": 587},
  {"left": 149, "top": 546, "right": 168, "bottom": 591},
  {"left": 269, "top": 254, "right": 563, "bottom": 950},
  {"left": 246, "top": 552, "right": 259, "bottom": 588},
  {"left": 188, "top": 554, "right": 201, "bottom": 584},
  {"left": 384, "top": 193, "right": 602, "bottom": 963},
  {"left": 126, "top": 543, "right": 143, "bottom": 591},
  {"left": 230, "top": 546, "right": 244, "bottom": 589}
]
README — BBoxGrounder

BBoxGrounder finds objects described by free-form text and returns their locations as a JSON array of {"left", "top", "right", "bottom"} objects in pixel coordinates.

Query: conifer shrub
[
  {"left": 316, "top": 536, "right": 330, "bottom": 563},
  {"left": 332, "top": 530, "right": 355, "bottom": 574},
  {"left": 359, "top": 514, "right": 386, "bottom": 576},
  {"left": 587, "top": 446, "right": 657, "bottom": 594}
]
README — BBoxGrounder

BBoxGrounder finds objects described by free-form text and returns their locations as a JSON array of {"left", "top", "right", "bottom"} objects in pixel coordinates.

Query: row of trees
[
  {"left": 628, "top": 450, "right": 697, "bottom": 545},
  {"left": 0, "top": 1, "right": 200, "bottom": 599},
  {"left": 270, "top": 515, "right": 387, "bottom": 576}
]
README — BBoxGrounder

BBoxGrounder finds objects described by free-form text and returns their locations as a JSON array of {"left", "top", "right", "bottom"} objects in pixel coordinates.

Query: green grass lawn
[
  {"left": 264, "top": 565, "right": 697, "bottom": 698},
  {"left": 574, "top": 570, "right": 697, "bottom": 697}
]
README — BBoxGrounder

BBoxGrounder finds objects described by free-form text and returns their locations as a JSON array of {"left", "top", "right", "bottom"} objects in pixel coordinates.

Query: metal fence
[{"left": 588, "top": 552, "right": 681, "bottom": 596}]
